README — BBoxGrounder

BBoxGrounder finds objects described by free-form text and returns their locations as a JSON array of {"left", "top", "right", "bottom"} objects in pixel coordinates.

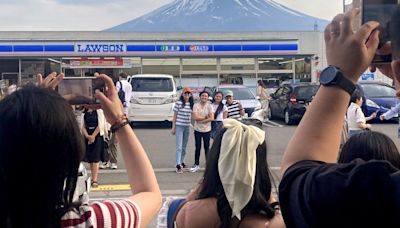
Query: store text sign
[{"left": 75, "top": 43, "right": 126, "bottom": 53}]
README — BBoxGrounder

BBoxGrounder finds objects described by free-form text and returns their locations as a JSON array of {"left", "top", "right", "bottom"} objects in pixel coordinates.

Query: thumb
[
  {"left": 392, "top": 60, "right": 400, "bottom": 87},
  {"left": 365, "top": 30, "right": 380, "bottom": 57}
]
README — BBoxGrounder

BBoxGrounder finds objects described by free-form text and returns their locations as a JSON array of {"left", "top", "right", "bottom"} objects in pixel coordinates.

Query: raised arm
[
  {"left": 280, "top": 9, "right": 380, "bottom": 175},
  {"left": 95, "top": 74, "right": 162, "bottom": 227}
]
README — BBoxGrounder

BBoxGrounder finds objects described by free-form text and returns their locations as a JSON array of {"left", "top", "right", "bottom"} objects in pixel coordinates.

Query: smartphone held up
[
  {"left": 57, "top": 77, "right": 106, "bottom": 105},
  {"left": 347, "top": 0, "right": 400, "bottom": 62}
]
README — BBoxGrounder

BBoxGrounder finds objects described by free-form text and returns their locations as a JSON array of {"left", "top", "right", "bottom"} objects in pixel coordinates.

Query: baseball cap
[
  {"left": 225, "top": 90, "right": 234, "bottom": 97},
  {"left": 182, "top": 87, "right": 192, "bottom": 93}
]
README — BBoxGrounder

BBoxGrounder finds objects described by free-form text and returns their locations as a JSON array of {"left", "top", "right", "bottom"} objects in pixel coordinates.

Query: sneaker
[
  {"left": 190, "top": 165, "right": 200, "bottom": 173},
  {"left": 99, "top": 162, "right": 109, "bottom": 169},
  {"left": 110, "top": 163, "right": 118, "bottom": 169},
  {"left": 176, "top": 165, "right": 183, "bottom": 174},
  {"left": 181, "top": 163, "right": 189, "bottom": 171}
]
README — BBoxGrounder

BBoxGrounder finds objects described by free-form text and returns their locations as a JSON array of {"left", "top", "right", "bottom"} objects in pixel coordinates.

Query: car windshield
[
  {"left": 263, "top": 80, "right": 280, "bottom": 88},
  {"left": 360, "top": 84, "right": 396, "bottom": 97},
  {"left": 294, "top": 85, "right": 319, "bottom": 99},
  {"left": 219, "top": 87, "right": 255, "bottom": 100},
  {"left": 131, "top": 78, "right": 173, "bottom": 92}
]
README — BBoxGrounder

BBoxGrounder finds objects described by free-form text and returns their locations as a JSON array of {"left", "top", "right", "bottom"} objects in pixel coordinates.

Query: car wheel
[
  {"left": 284, "top": 109, "right": 294, "bottom": 125},
  {"left": 267, "top": 106, "right": 273, "bottom": 120}
]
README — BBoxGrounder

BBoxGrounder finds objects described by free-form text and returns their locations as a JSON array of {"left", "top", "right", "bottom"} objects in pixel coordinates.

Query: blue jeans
[{"left": 175, "top": 125, "right": 190, "bottom": 165}]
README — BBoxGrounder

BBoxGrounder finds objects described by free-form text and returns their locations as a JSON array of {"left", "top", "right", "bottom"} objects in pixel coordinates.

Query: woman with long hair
[
  {"left": 171, "top": 87, "right": 194, "bottom": 173},
  {"left": 168, "top": 119, "right": 284, "bottom": 227},
  {"left": 211, "top": 91, "right": 228, "bottom": 139},
  {"left": 0, "top": 72, "right": 161, "bottom": 227}
]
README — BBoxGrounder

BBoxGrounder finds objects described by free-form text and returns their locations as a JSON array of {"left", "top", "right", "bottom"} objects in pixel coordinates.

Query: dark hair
[
  {"left": 180, "top": 93, "right": 194, "bottom": 110},
  {"left": 213, "top": 91, "right": 224, "bottom": 118},
  {"left": 119, "top": 72, "right": 128, "bottom": 79},
  {"left": 258, "top": 80, "right": 266, "bottom": 89},
  {"left": 0, "top": 86, "right": 85, "bottom": 227},
  {"left": 199, "top": 90, "right": 209, "bottom": 97},
  {"left": 350, "top": 89, "right": 362, "bottom": 103},
  {"left": 197, "top": 120, "right": 275, "bottom": 227},
  {"left": 338, "top": 131, "right": 400, "bottom": 169}
]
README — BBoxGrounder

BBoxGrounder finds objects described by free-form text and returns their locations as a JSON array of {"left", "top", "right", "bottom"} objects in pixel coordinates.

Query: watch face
[{"left": 320, "top": 67, "right": 338, "bottom": 84}]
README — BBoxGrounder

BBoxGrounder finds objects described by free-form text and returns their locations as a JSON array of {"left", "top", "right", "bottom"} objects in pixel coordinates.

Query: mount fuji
[{"left": 106, "top": 0, "right": 329, "bottom": 32}]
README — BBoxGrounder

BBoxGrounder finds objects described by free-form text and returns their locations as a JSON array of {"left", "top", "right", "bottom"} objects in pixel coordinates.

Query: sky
[{"left": 0, "top": 0, "right": 345, "bottom": 31}]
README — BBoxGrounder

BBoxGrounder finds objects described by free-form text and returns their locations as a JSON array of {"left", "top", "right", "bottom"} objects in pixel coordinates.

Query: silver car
[{"left": 215, "top": 85, "right": 262, "bottom": 117}]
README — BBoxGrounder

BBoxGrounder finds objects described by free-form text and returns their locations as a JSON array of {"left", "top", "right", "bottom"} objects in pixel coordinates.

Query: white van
[{"left": 127, "top": 74, "right": 177, "bottom": 122}]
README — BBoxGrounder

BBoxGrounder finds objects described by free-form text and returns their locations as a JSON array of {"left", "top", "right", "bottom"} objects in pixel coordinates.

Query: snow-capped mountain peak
[{"left": 106, "top": 0, "right": 328, "bottom": 32}]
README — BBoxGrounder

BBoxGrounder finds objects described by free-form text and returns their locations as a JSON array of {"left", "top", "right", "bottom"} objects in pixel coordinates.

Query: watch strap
[{"left": 335, "top": 73, "right": 356, "bottom": 95}]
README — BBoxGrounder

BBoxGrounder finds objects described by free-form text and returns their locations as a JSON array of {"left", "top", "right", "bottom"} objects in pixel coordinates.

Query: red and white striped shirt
[{"left": 61, "top": 199, "right": 141, "bottom": 228}]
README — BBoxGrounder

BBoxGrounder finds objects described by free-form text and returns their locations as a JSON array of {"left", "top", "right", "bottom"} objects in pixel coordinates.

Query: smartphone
[
  {"left": 361, "top": 0, "right": 399, "bottom": 63},
  {"left": 57, "top": 77, "right": 105, "bottom": 105}
]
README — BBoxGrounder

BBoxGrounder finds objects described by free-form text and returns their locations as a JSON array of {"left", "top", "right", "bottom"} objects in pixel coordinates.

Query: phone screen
[
  {"left": 57, "top": 77, "right": 105, "bottom": 105},
  {"left": 362, "top": 0, "right": 399, "bottom": 63}
]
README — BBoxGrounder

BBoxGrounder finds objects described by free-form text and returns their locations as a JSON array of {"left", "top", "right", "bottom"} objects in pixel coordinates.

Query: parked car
[
  {"left": 127, "top": 74, "right": 177, "bottom": 122},
  {"left": 214, "top": 84, "right": 262, "bottom": 117},
  {"left": 357, "top": 81, "right": 399, "bottom": 122},
  {"left": 268, "top": 83, "right": 319, "bottom": 125}
]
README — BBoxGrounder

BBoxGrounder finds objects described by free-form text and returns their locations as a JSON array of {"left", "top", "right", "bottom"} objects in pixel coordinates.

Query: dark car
[
  {"left": 357, "top": 81, "right": 399, "bottom": 122},
  {"left": 268, "top": 83, "right": 319, "bottom": 125}
]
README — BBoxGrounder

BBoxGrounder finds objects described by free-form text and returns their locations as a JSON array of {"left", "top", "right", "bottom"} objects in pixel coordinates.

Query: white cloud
[{"left": 0, "top": 0, "right": 343, "bottom": 31}]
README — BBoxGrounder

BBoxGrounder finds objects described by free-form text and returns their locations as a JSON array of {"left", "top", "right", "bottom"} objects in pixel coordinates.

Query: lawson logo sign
[{"left": 75, "top": 43, "right": 125, "bottom": 53}]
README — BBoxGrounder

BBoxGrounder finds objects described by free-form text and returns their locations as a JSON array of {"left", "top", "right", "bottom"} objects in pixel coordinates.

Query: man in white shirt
[{"left": 115, "top": 72, "right": 132, "bottom": 115}]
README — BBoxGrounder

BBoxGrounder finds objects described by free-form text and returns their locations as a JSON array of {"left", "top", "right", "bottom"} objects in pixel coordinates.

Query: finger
[
  {"left": 37, "top": 73, "right": 43, "bottom": 85},
  {"left": 392, "top": 60, "right": 400, "bottom": 92},
  {"left": 376, "top": 41, "right": 392, "bottom": 55},
  {"left": 324, "top": 24, "right": 332, "bottom": 43},
  {"left": 365, "top": 30, "right": 380, "bottom": 56},
  {"left": 96, "top": 74, "right": 116, "bottom": 96},
  {"left": 48, "top": 73, "right": 64, "bottom": 89},
  {"left": 42, "top": 72, "right": 57, "bottom": 86},
  {"left": 342, "top": 8, "right": 359, "bottom": 36},
  {"left": 94, "top": 90, "right": 113, "bottom": 107},
  {"left": 330, "top": 13, "right": 344, "bottom": 37},
  {"left": 355, "top": 21, "right": 380, "bottom": 44}
]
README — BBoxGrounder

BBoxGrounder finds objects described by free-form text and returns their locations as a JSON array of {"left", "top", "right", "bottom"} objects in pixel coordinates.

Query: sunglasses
[{"left": 184, "top": 92, "right": 192, "bottom": 95}]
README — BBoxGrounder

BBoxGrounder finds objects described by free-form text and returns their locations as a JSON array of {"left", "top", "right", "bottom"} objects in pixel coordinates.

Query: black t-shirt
[{"left": 279, "top": 159, "right": 400, "bottom": 228}]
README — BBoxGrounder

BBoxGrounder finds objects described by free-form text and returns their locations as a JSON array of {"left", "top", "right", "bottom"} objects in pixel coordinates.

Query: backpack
[{"left": 117, "top": 81, "right": 126, "bottom": 107}]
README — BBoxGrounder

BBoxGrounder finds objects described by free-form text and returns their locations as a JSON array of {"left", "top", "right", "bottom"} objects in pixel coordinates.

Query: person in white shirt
[
  {"left": 347, "top": 90, "right": 376, "bottom": 137},
  {"left": 116, "top": 72, "right": 132, "bottom": 115},
  {"left": 190, "top": 91, "right": 214, "bottom": 172}
]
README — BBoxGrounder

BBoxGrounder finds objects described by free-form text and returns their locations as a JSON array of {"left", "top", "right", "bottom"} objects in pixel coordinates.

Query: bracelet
[{"left": 110, "top": 114, "right": 129, "bottom": 133}]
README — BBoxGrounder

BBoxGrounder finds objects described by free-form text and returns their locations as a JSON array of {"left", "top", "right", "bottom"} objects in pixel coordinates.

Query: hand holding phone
[{"left": 57, "top": 77, "right": 106, "bottom": 105}]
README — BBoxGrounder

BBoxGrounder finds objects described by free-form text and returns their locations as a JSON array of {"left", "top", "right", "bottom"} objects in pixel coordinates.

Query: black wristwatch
[{"left": 319, "top": 66, "right": 356, "bottom": 95}]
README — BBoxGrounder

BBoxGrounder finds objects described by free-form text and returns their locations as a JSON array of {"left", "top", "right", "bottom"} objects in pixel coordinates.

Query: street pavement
[{"left": 86, "top": 120, "right": 398, "bottom": 227}]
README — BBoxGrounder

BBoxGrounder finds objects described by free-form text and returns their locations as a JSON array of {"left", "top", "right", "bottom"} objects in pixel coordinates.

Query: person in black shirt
[{"left": 279, "top": 8, "right": 400, "bottom": 228}]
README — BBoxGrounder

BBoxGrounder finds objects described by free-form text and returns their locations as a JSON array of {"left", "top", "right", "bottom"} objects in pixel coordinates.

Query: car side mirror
[{"left": 177, "top": 86, "right": 183, "bottom": 91}]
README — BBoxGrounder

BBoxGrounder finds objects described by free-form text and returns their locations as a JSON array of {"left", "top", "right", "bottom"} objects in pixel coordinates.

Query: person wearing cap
[
  {"left": 225, "top": 90, "right": 244, "bottom": 119},
  {"left": 171, "top": 87, "right": 194, "bottom": 174}
]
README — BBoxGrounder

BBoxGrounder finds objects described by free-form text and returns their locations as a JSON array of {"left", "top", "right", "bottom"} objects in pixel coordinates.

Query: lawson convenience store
[{"left": 0, "top": 31, "right": 326, "bottom": 87}]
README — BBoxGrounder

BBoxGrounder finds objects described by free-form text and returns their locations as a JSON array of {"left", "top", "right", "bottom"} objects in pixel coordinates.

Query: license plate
[{"left": 146, "top": 98, "right": 160, "bottom": 104}]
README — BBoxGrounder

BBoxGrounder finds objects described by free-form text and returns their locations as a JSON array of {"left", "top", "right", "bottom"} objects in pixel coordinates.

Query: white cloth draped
[{"left": 218, "top": 118, "right": 265, "bottom": 220}]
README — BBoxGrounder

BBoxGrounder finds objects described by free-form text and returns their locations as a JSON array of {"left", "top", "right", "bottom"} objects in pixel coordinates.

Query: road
[{"left": 86, "top": 120, "right": 398, "bottom": 227}]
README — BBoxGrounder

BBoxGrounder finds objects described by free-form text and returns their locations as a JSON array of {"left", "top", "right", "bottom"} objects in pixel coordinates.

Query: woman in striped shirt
[
  {"left": 0, "top": 73, "right": 161, "bottom": 228},
  {"left": 171, "top": 87, "right": 194, "bottom": 174}
]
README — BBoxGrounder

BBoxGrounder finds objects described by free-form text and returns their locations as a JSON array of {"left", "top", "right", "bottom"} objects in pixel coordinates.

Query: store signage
[
  {"left": 158, "top": 45, "right": 182, "bottom": 52},
  {"left": 75, "top": 43, "right": 125, "bottom": 53},
  {"left": 69, "top": 58, "right": 132, "bottom": 68},
  {"left": 188, "top": 45, "right": 211, "bottom": 52}
]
